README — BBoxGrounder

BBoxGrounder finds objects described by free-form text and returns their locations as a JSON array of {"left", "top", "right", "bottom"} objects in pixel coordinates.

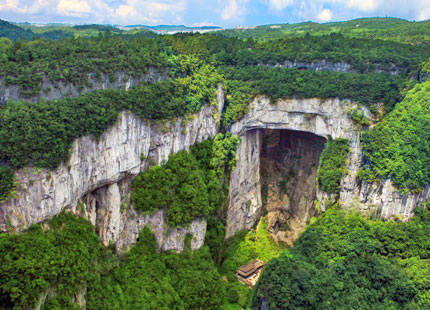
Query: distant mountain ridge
[
  {"left": 0, "top": 19, "right": 35, "bottom": 41},
  {"left": 127, "top": 24, "right": 221, "bottom": 30},
  {"left": 2, "top": 17, "right": 430, "bottom": 44},
  {"left": 0, "top": 19, "right": 223, "bottom": 40},
  {"left": 123, "top": 24, "right": 223, "bottom": 34}
]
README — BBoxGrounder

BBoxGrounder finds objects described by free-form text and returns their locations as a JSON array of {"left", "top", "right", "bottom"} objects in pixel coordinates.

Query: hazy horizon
[{"left": 0, "top": 0, "right": 429, "bottom": 29}]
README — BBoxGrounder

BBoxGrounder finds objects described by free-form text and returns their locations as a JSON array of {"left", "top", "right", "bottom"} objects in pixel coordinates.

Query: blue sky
[{"left": 0, "top": 0, "right": 430, "bottom": 28}]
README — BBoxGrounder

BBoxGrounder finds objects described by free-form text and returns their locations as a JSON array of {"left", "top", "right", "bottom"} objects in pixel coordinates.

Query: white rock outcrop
[
  {"left": 0, "top": 86, "right": 223, "bottom": 251},
  {"left": 0, "top": 67, "right": 169, "bottom": 105},
  {"left": 260, "top": 60, "right": 403, "bottom": 75}
]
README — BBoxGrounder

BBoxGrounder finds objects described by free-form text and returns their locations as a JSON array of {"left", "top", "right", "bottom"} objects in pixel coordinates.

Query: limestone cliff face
[
  {"left": 2, "top": 85, "right": 428, "bottom": 250},
  {"left": 0, "top": 85, "right": 223, "bottom": 252},
  {"left": 260, "top": 60, "right": 352, "bottom": 73},
  {"left": 260, "top": 60, "right": 404, "bottom": 75},
  {"left": 340, "top": 167, "right": 430, "bottom": 221},
  {"left": 227, "top": 96, "right": 360, "bottom": 238},
  {"left": 0, "top": 67, "right": 169, "bottom": 105},
  {"left": 227, "top": 96, "right": 430, "bottom": 240}
]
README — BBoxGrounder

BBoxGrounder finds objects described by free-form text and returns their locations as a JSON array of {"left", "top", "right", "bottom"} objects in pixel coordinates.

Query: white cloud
[
  {"left": 347, "top": 0, "right": 379, "bottom": 12},
  {"left": 416, "top": 0, "right": 430, "bottom": 20},
  {"left": 417, "top": 9, "right": 430, "bottom": 21},
  {"left": 115, "top": 2, "right": 137, "bottom": 18},
  {"left": 266, "top": 0, "right": 293, "bottom": 11},
  {"left": 112, "top": 0, "right": 185, "bottom": 24},
  {"left": 30, "top": 0, "right": 49, "bottom": 12},
  {"left": 192, "top": 21, "right": 217, "bottom": 27},
  {"left": 57, "top": 0, "right": 91, "bottom": 17},
  {"left": 317, "top": 8, "right": 332, "bottom": 21},
  {"left": 0, "top": 0, "right": 187, "bottom": 24},
  {"left": 221, "top": 0, "right": 249, "bottom": 20},
  {"left": 0, "top": 0, "right": 28, "bottom": 13},
  {"left": 1, "top": 0, "right": 430, "bottom": 27},
  {"left": 115, "top": 5, "right": 136, "bottom": 18}
]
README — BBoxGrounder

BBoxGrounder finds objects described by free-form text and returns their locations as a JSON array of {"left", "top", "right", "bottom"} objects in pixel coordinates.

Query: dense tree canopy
[
  {"left": 0, "top": 19, "right": 35, "bottom": 41},
  {"left": 0, "top": 213, "right": 228, "bottom": 310},
  {"left": 360, "top": 81, "right": 430, "bottom": 191},
  {"left": 131, "top": 137, "right": 236, "bottom": 227},
  {"left": 217, "top": 33, "right": 429, "bottom": 74},
  {"left": 0, "top": 33, "right": 167, "bottom": 97},
  {"left": 0, "top": 213, "right": 102, "bottom": 309},
  {"left": 87, "top": 227, "right": 225, "bottom": 310},
  {"left": 253, "top": 205, "right": 430, "bottom": 309}
]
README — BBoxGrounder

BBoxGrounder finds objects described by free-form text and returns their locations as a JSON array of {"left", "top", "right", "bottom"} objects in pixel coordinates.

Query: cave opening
[{"left": 259, "top": 129, "right": 326, "bottom": 246}]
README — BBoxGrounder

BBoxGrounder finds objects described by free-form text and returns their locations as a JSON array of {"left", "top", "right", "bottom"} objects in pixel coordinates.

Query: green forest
[
  {"left": 0, "top": 138, "right": 282, "bottom": 310},
  {"left": 0, "top": 34, "right": 167, "bottom": 97},
  {"left": 253, "top": 205, "right": 430, "bottom": 309},
  {"left": 2, "top": 16, "right": 430, "bottom": 310},
  {"left": 360, "top": 81, "right": 430, "bottom": 191},
  {"left": 219, "top": 17, "right": 430, "bottom": 45},
  {"left": 0, "top": 63, "right": 220, "bottom": 169},
  {"left": 0, "top": 212, "right": 226, "bottom": 310}
]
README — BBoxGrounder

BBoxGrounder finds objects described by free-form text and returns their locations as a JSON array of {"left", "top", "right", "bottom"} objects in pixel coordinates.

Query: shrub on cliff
[
  {"left": 317, "top": 138, "right": 350, "bottom": 194},
  {"left": 0, "top": 166, "right": 14, "bottom": 202},
  {"left": 132, "top": 150, "right": 211, "bottom": 226},
  {"left": 131, "top": 138, "right": 231, "bottom": 227}
]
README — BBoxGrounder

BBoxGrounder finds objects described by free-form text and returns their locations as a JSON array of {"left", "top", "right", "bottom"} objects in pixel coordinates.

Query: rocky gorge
[
  {"left": 1, "top": 88, "right": 430, "bottom": 251},
  {"left": 0, "top": 85, "right": 223, "bottom": 252}
]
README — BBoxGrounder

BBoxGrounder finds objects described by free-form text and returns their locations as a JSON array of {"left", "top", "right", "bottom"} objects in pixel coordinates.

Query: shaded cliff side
[{"left": 260, "top": 129, "right": 326, "bottom": 246}]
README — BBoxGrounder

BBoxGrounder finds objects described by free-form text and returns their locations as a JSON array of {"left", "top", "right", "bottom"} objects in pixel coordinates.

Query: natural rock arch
[{"left": 226, "top": 96, "right": 361, "bottom": 239}]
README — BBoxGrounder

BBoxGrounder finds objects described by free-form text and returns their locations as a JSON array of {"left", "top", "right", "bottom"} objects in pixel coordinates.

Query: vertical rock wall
[
  {"left": 0, "top": 85, "right": 224, "bottom": 251},
  {"left": 226, "top": 129, "right": 263, "bottom": 237}
]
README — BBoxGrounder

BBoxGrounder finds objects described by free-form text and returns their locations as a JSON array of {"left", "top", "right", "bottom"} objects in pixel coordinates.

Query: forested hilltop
[
  {"left": 219, "top": 17, "right": 430, "bottom": 45},
  {"left": 2, "top": 17, "right": 430, "bottom": 309}
]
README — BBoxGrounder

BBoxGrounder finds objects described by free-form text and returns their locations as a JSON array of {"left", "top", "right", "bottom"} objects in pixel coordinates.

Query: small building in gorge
[{"left": 235, "top": 259, "right": 265, "bottom": 287}]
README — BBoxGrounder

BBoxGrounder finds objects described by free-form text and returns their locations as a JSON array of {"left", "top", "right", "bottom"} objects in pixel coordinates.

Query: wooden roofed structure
[{"left": 235, "top": 259, "right": 265, "bottom": 287}]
